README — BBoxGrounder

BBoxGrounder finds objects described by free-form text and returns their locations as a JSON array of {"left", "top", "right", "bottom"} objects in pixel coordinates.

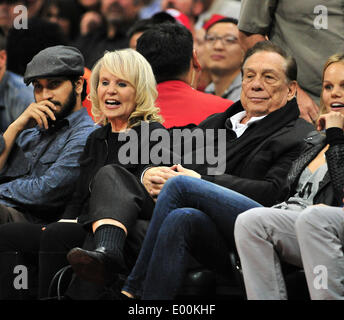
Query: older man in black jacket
[
  {"left": 121, "top": 40, "right": 316, "bottom": 300},
  {"left": 144, "top": 40, "right": 314, "bottom": 207}
]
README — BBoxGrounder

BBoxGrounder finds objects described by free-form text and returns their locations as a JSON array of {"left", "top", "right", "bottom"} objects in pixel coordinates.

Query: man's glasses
[{"left": 204, "top": 34, "right": 238, "bottom": 46}]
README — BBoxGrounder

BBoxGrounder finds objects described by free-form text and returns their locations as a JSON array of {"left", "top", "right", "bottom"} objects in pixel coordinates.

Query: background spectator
[
  {"left": 0, "top": 26, "right": 34, "bottom": 132},
  {"left": 203, "top": 17, "right": 243, "bottom": 102},
  {"left": 41, "top": 0, "right": 82, "bottom": 43},
  {"left": 74, "top": 0, "right": 144, "bottom": 69},
  {"left": 136, "top": 22, "right": 232, "bottom": 128},
  {"left": 0, "top": 0, "right": 23, "bottom": 35}
]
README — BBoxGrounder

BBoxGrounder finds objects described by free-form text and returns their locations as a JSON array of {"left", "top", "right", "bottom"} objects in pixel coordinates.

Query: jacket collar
[{"left": 220, "top": 97, "right": 299, "bottom": 130}]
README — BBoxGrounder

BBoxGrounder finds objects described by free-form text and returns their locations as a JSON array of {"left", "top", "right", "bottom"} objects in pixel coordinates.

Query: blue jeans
[{"left": 122, "top": 175, "right": 262, "bottom": 299}]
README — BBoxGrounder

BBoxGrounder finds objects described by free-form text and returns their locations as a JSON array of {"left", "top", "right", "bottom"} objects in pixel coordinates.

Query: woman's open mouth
[
  {"left": 105, "top": 99, "right": 121, "bottom": 108},
  {"left": 331, "top": 102, "right": 344, "bottom": 110}
]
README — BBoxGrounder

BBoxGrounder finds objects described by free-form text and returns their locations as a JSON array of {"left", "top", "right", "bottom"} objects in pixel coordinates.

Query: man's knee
[{"left": 234, "top": 207, "right": 268, "bottom": 238}]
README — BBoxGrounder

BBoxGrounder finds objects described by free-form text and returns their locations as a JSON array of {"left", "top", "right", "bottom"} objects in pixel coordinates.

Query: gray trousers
[{"left": 234, "top": 206, "right": 344, "bottom": 300}]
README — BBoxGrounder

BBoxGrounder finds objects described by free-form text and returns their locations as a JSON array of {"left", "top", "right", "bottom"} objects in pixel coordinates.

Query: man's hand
[
  {"left": 11, "top": 100, "right": 58, "bottom": 132},
  {"left": 0, "top": 100, "right": 58, "bottom": 171},
  {"left": 175, "top": 164, "right": 201, "bottom": 178},
  {"left": 317, "top": 111, "right": 344, "bottom": 131},
  {"left": 296, "top": 84, "right": 319, "bottom": 124},
  {"left": 238, "top": 31, "right": 266, "bottom": 52},
  {"left": 143, "top": 165, "right": 180, "bottom": 199}
]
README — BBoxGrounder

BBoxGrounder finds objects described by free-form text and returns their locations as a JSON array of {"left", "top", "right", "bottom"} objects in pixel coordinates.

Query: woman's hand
[{"left": 317, "top": 111, "right": 344, "bottom": 131}]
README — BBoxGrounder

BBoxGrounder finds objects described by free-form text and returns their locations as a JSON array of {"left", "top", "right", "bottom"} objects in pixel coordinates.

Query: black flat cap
[{"left": 24, "top": 45, "right": 85, "bottom": 85}]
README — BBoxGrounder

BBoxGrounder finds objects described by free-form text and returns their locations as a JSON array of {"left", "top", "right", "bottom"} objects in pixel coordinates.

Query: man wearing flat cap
[{"left": 0, "top": 45, "right": 96, "bottom": 224}]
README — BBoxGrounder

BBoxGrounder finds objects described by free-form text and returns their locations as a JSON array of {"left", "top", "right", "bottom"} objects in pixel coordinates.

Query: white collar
[{"left": 230, "top": 111, "right": 267, "bottom": 137}]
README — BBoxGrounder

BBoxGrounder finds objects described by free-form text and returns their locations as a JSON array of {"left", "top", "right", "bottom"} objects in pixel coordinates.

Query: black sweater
[{"left": 62, "top": 121, "right": 167, "bottom": 219}]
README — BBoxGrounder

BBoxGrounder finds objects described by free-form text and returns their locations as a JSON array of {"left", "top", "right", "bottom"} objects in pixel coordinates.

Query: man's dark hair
[
  {"left": 151, "top": 11, "right": 177, "bottom": 24},
  {"left": 6, "top": 17, "right": 67, "bottom": 76},
  {"left": 127, "top": 18, "right": 154, "bottom": 39},
  {"left": 206, "top": 17, "right": 238, "bottom": 32},
  {"left": 127, "top": 11, "right": 176, "bottom": 39},
  {"left": 69, "top": 75, "right": 87, "bottom": 102},
  {"left": 242, "top": 41, "right": 297, "bottom": 82},
  {"left": 136, "top": 22, "right": 193, "bottom": 83}
]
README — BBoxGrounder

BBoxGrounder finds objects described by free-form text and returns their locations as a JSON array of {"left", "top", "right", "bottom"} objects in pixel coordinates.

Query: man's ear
[
  {"left": 287, "top": 80, "right": 297, "bottom": 101},
  {"left": 75, "top": 76, "right": 84, "bottom": 95},
  {"left": 0, "top": 50, "right": 7, "bottom": 68},
  {"left": 190, "top": 49, "right": 202, "bottom": 88},
  {"left": 192, "top": 49, "right": 202, "bottom": 72}
]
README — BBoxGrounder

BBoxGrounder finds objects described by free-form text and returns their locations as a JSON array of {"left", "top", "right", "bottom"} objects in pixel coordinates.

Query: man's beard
[
  {"left": 105, "top": 2, "right": 125, "bottom": 25},
  {"left": 52, "top": 88, "right": 77, "bottom": 122}
]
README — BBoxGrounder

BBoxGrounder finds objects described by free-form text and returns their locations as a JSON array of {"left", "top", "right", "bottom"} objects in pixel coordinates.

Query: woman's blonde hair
[
  {"left": 319, "top": 53, "right": 344, "bottom": 115},
  {"left": 90, "top": 48, "right": 163, "bottom": 127}
]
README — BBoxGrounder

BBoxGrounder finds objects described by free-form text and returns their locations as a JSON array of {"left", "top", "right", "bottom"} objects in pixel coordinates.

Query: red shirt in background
[{"left": 157, "top": 80, "right": 233, "bottom": 128}]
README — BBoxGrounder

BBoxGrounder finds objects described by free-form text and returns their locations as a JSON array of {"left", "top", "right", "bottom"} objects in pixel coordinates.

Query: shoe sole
[{"left": 67, "top": 248, "right": 106, "bottom": 285}]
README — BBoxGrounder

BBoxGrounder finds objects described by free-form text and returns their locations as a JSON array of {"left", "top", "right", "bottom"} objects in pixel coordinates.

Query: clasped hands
[{"left": 143, "top": 164, "right": 201, "bottom": 200}]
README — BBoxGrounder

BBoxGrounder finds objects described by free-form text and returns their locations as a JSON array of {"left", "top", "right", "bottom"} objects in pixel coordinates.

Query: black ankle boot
[{"left": 67, "top": 225, "right": 127, "bottom": 285}]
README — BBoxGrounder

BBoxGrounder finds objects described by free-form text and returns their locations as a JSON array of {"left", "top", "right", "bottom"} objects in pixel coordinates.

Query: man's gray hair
[{"left": 241, "top": 40, "right": 297, "bottom": 83}]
